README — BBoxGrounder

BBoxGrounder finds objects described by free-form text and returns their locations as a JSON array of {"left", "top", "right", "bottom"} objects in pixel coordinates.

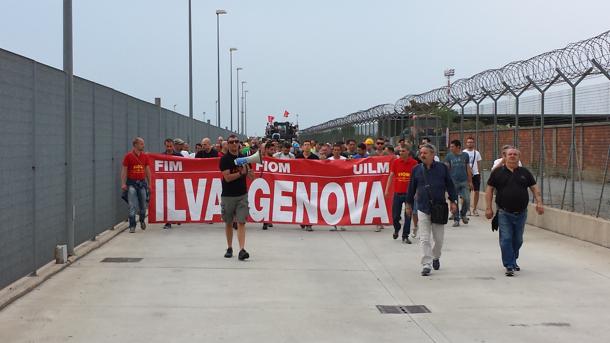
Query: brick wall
[{"left": 449, "top": 122, "right": 610, "bottom": 180}]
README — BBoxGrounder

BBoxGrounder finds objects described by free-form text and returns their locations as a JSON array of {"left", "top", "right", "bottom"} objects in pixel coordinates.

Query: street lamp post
[
  {"left": 64, "top": 0, "right": 75, "bottom": 256},
  {"left": 188, "top": 0, "right": 193, "bottom": 143},
  {"left": 229, "top": 48, "right": 237, "bottom": 132},
  {"left": 244, "top": 90, "right": 249, "bottom": 136},
  {"left": 216, "top": 9, "right": 227, "bottom": 127},
  {"left": 241, "top": 81, "right": 247, "bottom": 135},
  {"left": 236, "top": 67, "right": 242, "bottom": 134}
]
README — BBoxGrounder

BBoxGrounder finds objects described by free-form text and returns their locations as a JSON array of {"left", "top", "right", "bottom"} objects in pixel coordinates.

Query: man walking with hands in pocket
[{"left": 406, "top": 144, "right": 458, "bottom": 276}]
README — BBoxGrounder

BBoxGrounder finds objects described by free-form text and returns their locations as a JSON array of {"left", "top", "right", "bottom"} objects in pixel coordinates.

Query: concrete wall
[
  {"left": 0, "top": 48, "right": 239, "bottom": 290},
  {"left": 480, "top": 192, "right": 610, "bottom": 249}
]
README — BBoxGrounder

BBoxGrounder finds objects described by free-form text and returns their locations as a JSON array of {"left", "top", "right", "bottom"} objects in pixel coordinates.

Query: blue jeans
[
  {"left": 498, "top": 209, "right": 527, "bottom": 268},
  {"left": 128, "top": 184, "right": 148, "bottom": 228},
  {"left": 392, "top": 193, "right": 411, "bottom": 237},
  {"left": 453, "top": 181, "right": 470, "bottom": 221}
]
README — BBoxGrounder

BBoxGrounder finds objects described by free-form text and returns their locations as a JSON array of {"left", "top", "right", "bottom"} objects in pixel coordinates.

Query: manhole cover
[
  {"left": 101, "top": 257, "right": 143, "bottom": 263},
  {"left": 376, "top": 305, "right": 431, "bottom": 314}
]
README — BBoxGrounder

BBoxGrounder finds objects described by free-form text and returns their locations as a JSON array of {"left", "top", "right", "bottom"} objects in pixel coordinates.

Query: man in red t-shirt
[
  {"left": 385, "top": 146, "right": 418, "bottom": 243},
  {"left": 121, "top": 137, "right": 151, "bottom": 233}
]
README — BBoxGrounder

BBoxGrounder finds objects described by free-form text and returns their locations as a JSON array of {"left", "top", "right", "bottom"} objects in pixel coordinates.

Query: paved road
[{"left": 1, "top": 216, "right": 609, "bottom": 343}]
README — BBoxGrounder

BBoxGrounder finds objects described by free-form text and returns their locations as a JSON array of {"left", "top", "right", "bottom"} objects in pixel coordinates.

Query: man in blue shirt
[
  {"left": 444, "top": 140, "right": 473, "bottom": 227},
  {"left": 351, "top": 143, "right": 369, "bottom": 159},
  {"left": 406, "top": 143, "right": 458, "bottom": 276}
]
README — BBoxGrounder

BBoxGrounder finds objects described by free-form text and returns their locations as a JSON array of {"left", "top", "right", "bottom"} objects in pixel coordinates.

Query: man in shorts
[{"left": 220, "top": 134, "right": 255, "bottom": 260}]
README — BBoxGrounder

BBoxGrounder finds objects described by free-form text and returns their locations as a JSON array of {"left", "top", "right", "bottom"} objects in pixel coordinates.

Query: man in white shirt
[
  {"left": 492, "top": 145, "right": 522, "bottom": 170},
  {"left": 329, "top": 143, "right": 347, "bottom": 160},
  {"left": 463, "top": 137, "right": 482, "bottom": 216},
  {"left": 273, "top": 141, "right": 295, "bottom": 159}
]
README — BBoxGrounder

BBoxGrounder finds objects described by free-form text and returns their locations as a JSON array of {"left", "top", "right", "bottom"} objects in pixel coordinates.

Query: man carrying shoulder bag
[{"left": 406, "top": 143, "right": 458, "bottom": 276}]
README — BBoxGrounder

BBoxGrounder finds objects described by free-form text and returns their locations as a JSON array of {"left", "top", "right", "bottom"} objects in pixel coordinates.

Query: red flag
[
  {"left": 283, "top": 110, "right": 289, "bottom": 118},
  {"left": 267, "top": 115, "right": 275, "bottom": 123}
]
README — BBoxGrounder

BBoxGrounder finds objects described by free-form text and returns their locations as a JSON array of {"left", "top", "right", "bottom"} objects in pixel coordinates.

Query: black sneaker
[
  {"left": 305, "top": 226, "right": 313, "bottom": 232},
  {"left": 129, "top": 227, "right": 136, "bottom": 233},
  {"left": 268, "top": 224, "right": 273, "bottom": 228},
  {"left": 515, "top": 264, "right": 520, "bottom": 271},
  {"left": 462, "top": 216, "right": 469, "bottom": 224},
  {"left": 140, "top": 221, "right": 146, "bottom": 230},
  {"left": 393, "top": 232, "right": 399, "bottom": 239},
  {"left": 163, "top": 223, "right": 172, "bottom": 230},
  {"left": 224, "top": 247, "right": 233, "bottom": 258},
  {"left": 433, "top": 259, "right": 440, "bottom": 270},
  {"left": 403, "top": 237, "right": 412, "bottom": 244},
  {"left": 505, "top": 268, "right": 514, "bottom": 277},
  {"left": 238, "top": 249, "right": 250, "bottom": 261},
  {"left": 262, "top": 223, "right": 268, "bottom": 230},
  {"left": 421, "top": 267, "right": 431, "bottom": 276}
]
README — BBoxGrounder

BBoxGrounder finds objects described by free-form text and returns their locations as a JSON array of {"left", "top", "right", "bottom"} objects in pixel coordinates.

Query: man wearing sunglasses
[{"left": 219, "top": 134, "right": 254, "bottom": 260}]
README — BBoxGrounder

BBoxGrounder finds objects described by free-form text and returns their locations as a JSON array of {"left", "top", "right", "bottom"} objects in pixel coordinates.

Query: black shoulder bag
[{"left": 422, "top": 164, "right": 449, "bottom": 224}]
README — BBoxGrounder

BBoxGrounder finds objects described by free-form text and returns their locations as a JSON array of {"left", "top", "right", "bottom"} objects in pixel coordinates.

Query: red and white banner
[
  {"left": 148, "top": 154, "right": 393, "bottom": 226},
  {"left": 283, "top": 110, "right": 290, "bottom": 118},
  {"left": 267, "top": 115, "right": 275, "bottom": 123}
]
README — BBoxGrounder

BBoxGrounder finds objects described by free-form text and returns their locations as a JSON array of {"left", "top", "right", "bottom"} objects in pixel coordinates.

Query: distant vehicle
[{"left": 266, "top": 121, "right": 298, "bottom": 141}]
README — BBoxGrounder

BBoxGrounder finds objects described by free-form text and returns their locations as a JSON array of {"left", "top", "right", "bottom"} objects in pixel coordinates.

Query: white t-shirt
[
  {"left": 329, "top": 155, "right": 347, "bottom": 160},
  {"left": 463, "top": 149, "right": 482, "bottom": 175},
  {"left": 492, "top": 158, "right": 522, "bottom": 170},
  {"left": 273, "top": 152, "right": 295, "bottom": 160},
  {"left": 181, "top": 150, "right": 194, "bottom": 158}
]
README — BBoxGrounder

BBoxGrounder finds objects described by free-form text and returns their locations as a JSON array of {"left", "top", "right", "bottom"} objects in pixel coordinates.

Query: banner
[
  {"left": 267, "top": 115, "right": 275, "bottom": 123},
  {"left": 148, "top": 154, "right": 394, "bottom": 226},
  {"left": 283, "top": 110, "right": 289, "bottom": 118}
]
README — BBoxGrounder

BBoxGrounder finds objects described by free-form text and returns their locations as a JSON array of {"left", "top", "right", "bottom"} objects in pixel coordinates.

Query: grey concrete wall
[{"left": 0, "top": 48, "right": 238, "bottom": 289}]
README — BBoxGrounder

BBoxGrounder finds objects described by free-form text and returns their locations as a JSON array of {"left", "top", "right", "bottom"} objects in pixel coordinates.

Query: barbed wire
[{"left": 303, "top": 30, "right": 610, "bottom": 134}]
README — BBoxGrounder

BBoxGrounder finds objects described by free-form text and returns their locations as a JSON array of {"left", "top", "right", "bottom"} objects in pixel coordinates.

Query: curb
[{"left": 0, "top": 222, "right": 129, "bottom": 312}]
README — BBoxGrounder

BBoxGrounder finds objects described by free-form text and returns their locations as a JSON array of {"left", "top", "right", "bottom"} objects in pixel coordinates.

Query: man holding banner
[{"left": 220, "top": 135, "right": 255, "bottom": 260}]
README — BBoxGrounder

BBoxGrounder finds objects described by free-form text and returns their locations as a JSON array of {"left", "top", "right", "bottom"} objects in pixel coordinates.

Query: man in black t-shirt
[
  {"left": 219, "top": 134, "right": 254, "bottom": 260},
  {"left": 485, "top": 148, "right": 544, "bottom": 277},
  {"left": 196, "top": 138, "right": 219, "bottom": 158}
]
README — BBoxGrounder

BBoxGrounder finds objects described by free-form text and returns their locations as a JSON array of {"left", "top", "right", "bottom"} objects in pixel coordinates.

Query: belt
[{"left": 499, "top": 208, "right": 524, "bottom": 215}]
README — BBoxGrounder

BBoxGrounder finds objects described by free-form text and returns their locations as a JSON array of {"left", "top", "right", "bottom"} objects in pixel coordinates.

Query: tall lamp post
[
  {"left": 444, "top": 68, "right": 455, "bottom": 133},
  {"left": 64, "top": 0, "right": 75, "bottom": 256},
  {"left": 229, "top": 48, "right": 238, "bottom": 131},
  {"left": 236, "top": 67, "right": 242, "bottom": 134},
  {"left": 216, "top": 9, "right": 227, "bottom": 127},
  {"left": 188, "top": 0, "right": 193, "bottom": 143},
  {"left": 244, "top": 89, "right": 249, "bottom": 136},
  {"left": 241, "top": 81, "right": 247, "bottom": 135}
]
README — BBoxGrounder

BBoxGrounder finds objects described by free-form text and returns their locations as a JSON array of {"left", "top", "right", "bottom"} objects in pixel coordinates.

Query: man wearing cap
[{"left": 364, "top": 138, "right": 375, "bottom": 155}]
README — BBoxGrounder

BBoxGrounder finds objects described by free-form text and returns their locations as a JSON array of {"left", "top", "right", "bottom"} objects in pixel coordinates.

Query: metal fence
[
  {"left": 0, "top": 48, "right": 236, "bottom": 289},
  {"left": 301, "top": 30, "right": 610, "bottom": 221}
]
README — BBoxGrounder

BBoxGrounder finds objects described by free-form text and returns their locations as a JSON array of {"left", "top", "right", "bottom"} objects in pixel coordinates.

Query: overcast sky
[{"left": 1, "top": 0, "right": 609, "bottom": 136}]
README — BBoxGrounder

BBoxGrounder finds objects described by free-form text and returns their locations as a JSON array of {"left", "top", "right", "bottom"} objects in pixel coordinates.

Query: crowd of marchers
[{"left": 120, "top": 134, "right": 543, "bottom": 276}]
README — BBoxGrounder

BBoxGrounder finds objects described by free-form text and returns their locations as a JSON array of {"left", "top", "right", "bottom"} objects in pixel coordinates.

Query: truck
[{"left": 265, "top": 121, "right": 298, "bottom": 141}]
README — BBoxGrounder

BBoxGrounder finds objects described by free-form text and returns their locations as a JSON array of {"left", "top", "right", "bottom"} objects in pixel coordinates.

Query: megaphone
[{"left": 235, "top": 150, "right": 263, "bottom": 166}]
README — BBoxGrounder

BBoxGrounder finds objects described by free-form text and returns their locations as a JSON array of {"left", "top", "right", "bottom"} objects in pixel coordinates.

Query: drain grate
[
  {"left": 376, "top": 305, "right": 431, "bottom": 314},
  {"left": 101, "top": 257, "right": 143, "bottom": 263}
]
